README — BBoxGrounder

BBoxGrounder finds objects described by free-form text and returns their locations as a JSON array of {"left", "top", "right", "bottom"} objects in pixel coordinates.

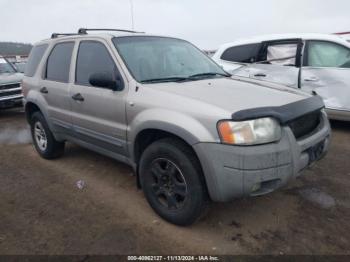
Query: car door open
[{"left": 245, "top": 39, "right": 303, "bottom": 88}]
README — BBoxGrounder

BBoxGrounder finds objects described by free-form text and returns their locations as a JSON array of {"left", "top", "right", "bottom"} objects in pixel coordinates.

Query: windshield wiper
[
  {"left": 141, "top": 77, "right": 188, "bottom": 83},
  {"left": 188, "top": 72, "right": 231, "bottom": 79},
  {"left": 140, "top": 72, "right": 231, "bottom": 84}
]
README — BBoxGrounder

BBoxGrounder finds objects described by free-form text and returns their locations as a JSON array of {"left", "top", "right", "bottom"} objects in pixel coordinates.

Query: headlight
[{"left": 217, "top": 117, "right": 281, "bottom": 145}]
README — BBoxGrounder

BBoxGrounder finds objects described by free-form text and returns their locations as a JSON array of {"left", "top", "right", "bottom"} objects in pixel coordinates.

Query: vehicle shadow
[
  {"left": 0, "top": 107, "right": 29, "bottom": 140},
  {"left": 0, "top": 107, "right": 25, "bottom": 118},
  {"left": 330, "top": 120, "right": 350, "bottom": 132}
]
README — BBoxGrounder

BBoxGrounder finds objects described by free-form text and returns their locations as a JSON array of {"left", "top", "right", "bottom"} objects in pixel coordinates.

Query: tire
[
  {"left": 139, "top": 138, "right": 208, "bottom": 226},
  {"left": 30, "top": 112, "right": 65, "bottom": 159}
]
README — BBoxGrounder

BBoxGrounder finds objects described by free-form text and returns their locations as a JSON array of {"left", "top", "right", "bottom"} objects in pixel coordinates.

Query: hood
[
  {"left": 0, "top": 73, "right": 24, "bottom": 85},
  {"left": 147, "top": 76, "right": 309, "bottom": 113}
]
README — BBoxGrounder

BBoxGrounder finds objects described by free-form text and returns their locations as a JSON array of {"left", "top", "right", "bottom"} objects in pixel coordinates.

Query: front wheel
[{"left": 139, "top": 138, "right": 208, "bottom": 226}]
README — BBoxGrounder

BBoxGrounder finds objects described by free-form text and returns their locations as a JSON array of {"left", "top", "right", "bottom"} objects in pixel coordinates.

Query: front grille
[
  {"left": 0, "top": 83, "right": 21, "bottom": 91},
  {"left": 0, "top": 83, "right": 22, "bottom": 99},
  {"left": 0, "top": 90, "right": 22, "bottom": 98},
  {"left": 288, "top": 111, "right": 321, "bottom": 139}
]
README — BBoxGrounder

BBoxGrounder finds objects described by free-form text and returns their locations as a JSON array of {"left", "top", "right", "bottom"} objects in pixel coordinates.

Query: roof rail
[
  {"left": 334, "top": 31, "right": 350, "bottom": 35},
  {"left": 51, "top": 33, "right": 81, "bottom": 39},
  {"left": 78, "top": 28, "right": 144, "bottom": 34}
]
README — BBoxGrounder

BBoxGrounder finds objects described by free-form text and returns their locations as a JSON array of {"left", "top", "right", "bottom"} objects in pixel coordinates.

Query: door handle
[
  {"left": 304, "top": 77, "right": 319, "bottom": 82},
  {"left": 40, "top": 87, "right": 48, "bottom": 94},
  {"left": 254, "top": 73, "right": 267, "bottom": 77},
  {"left": 72, "top": 93, "right": 84, "bottom": 102}
]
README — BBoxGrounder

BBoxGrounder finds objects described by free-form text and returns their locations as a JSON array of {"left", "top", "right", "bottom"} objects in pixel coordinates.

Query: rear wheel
[
  {"left": 30, "top": 112, "right": 65, "bottom": 159},
  {"left": 139, "top": 138, "right": 208, "bottom": 226}
]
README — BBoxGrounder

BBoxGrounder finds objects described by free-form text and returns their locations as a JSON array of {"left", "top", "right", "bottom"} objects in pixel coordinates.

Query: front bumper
[
  {"left": 194, "top": 112, "right": 331, "bottom": 202},
  {"left": 0, "top": 94, "right": 23, "bottom": 109}
]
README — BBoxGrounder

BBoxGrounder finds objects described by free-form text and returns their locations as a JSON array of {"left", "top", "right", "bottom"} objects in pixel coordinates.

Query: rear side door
[
  {"left": 301, "top": 40, "right": 350, "bottom": 112},
  {"left": 69, "top": 39, "right": 128, "bottom": 156},
  {"left": 247, "top": 39, "right": 303, "bottom": 88},
  {"left": 40, "top": 41, "right": 75, "bottom": 133}
]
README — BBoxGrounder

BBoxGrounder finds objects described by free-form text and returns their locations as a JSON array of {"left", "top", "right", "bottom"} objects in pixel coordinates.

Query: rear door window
[
  {"left": 46, "top": 42, "right": 74, "bottom": 82},
  {"left": 75, "top": 41, "right": 117, "bottom": 86},
  {"left": 220, "top": 43, "right": 260, "bottom": 63},
  {"left": 306, "top": 40, "right": 350, "bottom": 68}
]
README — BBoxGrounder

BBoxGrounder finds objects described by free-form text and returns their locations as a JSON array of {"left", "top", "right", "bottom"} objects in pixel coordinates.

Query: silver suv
[{"left": 23, "top": 28, "right": 331, "bottom": 225}]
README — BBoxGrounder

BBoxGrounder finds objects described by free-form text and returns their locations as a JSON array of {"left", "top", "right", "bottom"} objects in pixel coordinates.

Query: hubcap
[
  {"left": 150, "top": 158, "right": 188, "bottom": 210},
  {"left": 34, "top": 122, "right": 47, "bottom": 151}
]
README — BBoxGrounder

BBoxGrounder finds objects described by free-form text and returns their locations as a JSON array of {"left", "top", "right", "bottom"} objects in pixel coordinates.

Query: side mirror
[{"left": 89, "top": 72, "right": 123, "bottom": 91}]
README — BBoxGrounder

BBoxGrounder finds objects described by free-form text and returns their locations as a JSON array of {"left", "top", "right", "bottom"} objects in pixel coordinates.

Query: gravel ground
[{"left": 0, "top": 108, "right": 350, "bottom": 255}]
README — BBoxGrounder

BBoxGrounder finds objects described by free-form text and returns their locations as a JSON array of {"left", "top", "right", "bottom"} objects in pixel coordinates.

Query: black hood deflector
[{"left": 231, "top": 95, "right": 324, "bottom": 124}]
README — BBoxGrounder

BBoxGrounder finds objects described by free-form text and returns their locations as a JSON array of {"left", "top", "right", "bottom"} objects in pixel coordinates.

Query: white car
[
  {"left": 335, "top": 32, "right": 350, "bottom": 42},
  {"left": 213, "top": 33, "right": 350, "bottom": 121}
]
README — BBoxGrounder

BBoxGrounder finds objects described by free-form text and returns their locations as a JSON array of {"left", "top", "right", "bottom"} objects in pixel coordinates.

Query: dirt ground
[{"left": 0, "top": 107, "right": 350, "bottom": 255}]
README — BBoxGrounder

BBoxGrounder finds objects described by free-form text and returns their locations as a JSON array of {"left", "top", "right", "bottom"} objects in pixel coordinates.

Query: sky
[{"left": 1, "top": 0, "right": 350, "bottom": 50}]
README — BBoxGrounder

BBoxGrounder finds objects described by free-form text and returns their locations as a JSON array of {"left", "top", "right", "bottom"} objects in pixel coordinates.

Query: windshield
[
  {"left": 14, "top": 62, "right": 26, "bottom": 73},
  {"left": 0, "top": 58, "right": 16, "bottom": 74},
  {"left": 113, "top": 36, "right": 228, "bottom": 83}
]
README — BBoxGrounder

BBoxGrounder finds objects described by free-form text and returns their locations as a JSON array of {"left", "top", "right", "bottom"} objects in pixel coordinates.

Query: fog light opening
[{"left": 250, "top": 179, "right": 282, "bottom": 196}]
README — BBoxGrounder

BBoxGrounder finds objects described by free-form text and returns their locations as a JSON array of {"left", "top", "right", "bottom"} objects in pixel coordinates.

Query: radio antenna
[{"left": 130, "top": 0, "right": 135, "bottom": 30}]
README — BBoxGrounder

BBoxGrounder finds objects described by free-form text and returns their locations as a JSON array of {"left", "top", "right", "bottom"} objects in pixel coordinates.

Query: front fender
[{"left": 127, "top": 108, "right": 216, "bottom": 161}]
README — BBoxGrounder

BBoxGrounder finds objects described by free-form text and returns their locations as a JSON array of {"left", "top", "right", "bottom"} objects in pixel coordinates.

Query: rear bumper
[
  {"left": 326, "top": 108, "right": 350, "bottom": 121},
  {"left": 194, "top": 112, "right": 331, "bottom": 202}
]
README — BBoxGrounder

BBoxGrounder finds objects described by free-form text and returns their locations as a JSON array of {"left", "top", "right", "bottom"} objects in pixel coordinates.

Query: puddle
[
  {"left": 299, "top": 187, "right": 336, "bottom": 209},
  {"left": 0, "top": 128, "right": 32, "bottom": 144}
]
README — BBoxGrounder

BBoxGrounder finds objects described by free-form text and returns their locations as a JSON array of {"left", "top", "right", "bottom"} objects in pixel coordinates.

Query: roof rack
[
  {"left": 51, "top": 33, "right": 81, "bottom": 39},
  {"left": 334, "top": 31, "right": 350, "bottom": 35},
  {"left": 78, "top": 28, "right": 144, "bottom": 34},
  {"left": 51, "top": 28, "right": 144, "bottom": 39}
]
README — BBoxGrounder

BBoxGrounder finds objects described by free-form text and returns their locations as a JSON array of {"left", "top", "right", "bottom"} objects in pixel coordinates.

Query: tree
[{"left": 0, "top": 42, "right": 33, "bottom": 56}]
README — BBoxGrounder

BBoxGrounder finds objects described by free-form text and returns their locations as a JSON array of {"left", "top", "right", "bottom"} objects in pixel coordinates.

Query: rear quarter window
[
  {"left": 220, "top": 43, "right": 260, "bottom": 63},
  {"left": 24, "top": 44, "right": 48, "bottom": 77}
]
